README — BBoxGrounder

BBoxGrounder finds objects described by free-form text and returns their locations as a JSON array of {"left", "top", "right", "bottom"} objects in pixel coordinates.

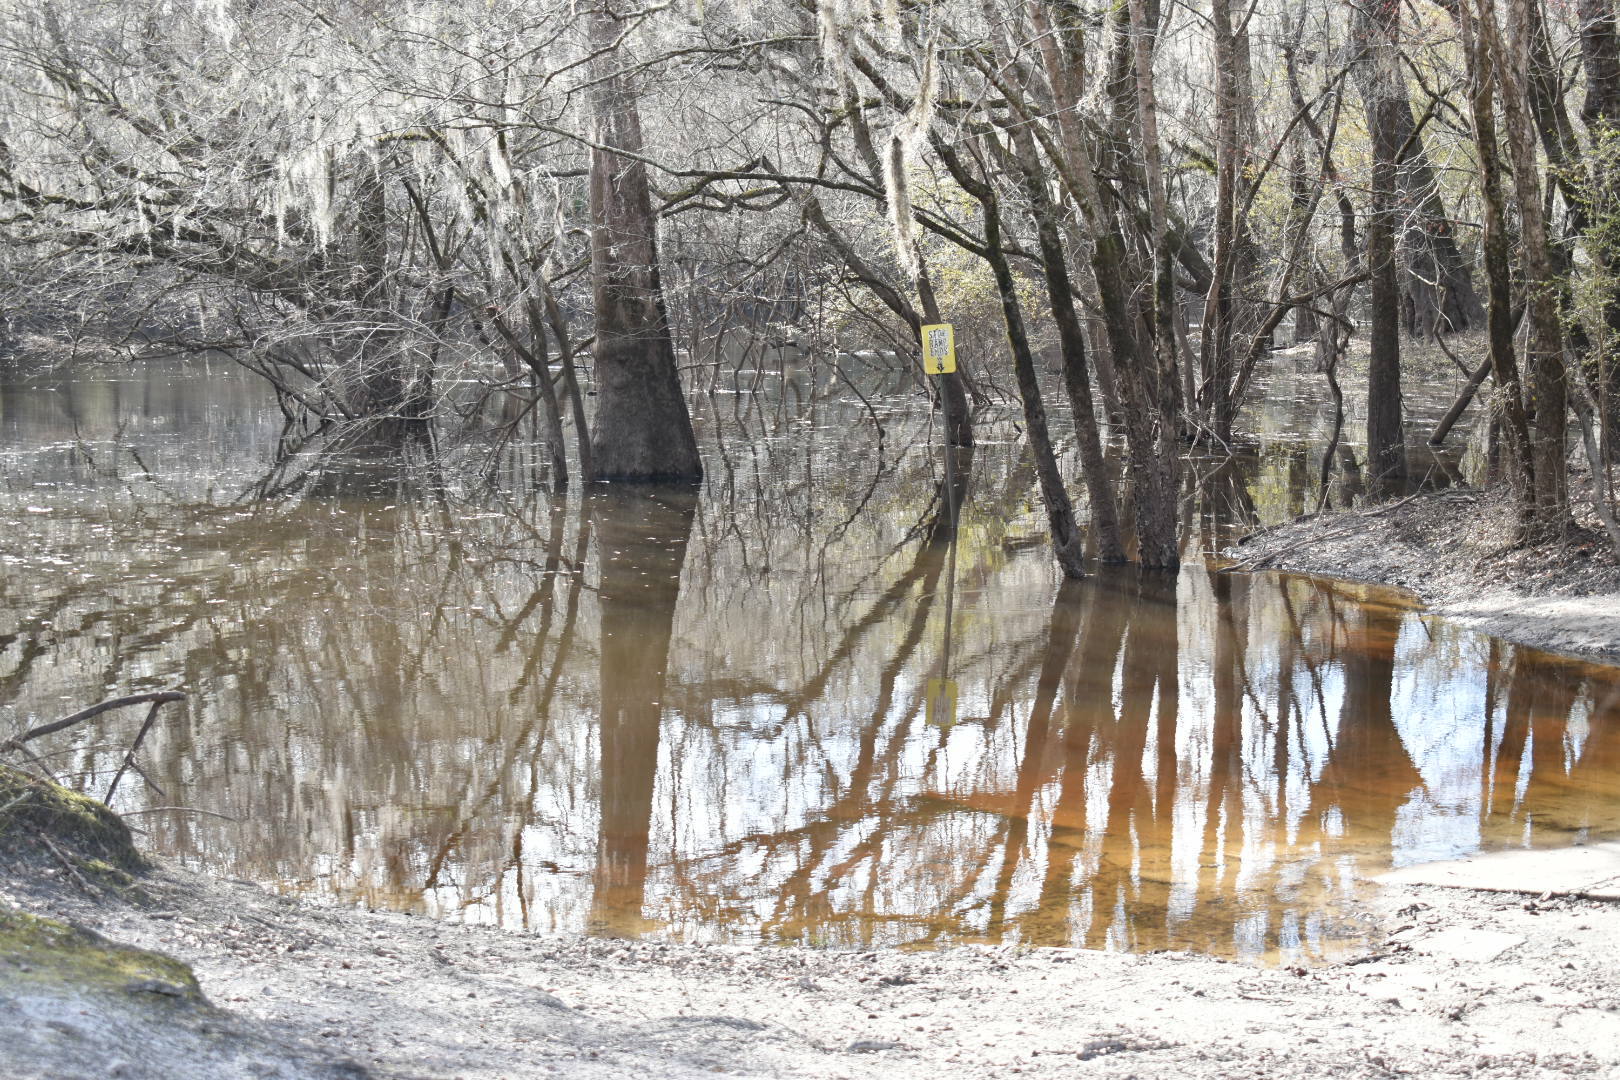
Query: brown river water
[{"left": 3, "top": 355, "right": 1618, "bottom": 965}]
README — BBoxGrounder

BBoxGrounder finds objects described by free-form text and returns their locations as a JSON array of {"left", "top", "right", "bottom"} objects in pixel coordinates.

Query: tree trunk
[
  {"left": 1023, "top": 0, "right": 1180, "bottom": 568},
  {"left": 586, "top": 4, "right": 701, "bottom": 484},
  {"left": 798, "top": 193, "right": 973, "bottom": 447},
  {"left": 1490, "top": 0, "right": 1571, "bottom": 532},
  {"left": 1580, "top": 0, "right": 1620, "bottom": 461},
  {"left": 1008, "top": 122, "right": 1126, "bottom": 564},
  {"left": 968, "top": 162, "right": 1088, "bottom": 579},
  {"left": 1347, "top": 6, "right": 1484, "bottom": 341},
  {"left": 913, "top": 255, "right": 975, "bottom": 448},
  {"left": 1394, "top": 150, "right": 1485, "bottom": 340},
  {"left": 1356, "top": 0, "right": 1409, "bottom": 496},
  {"left": 1205, "top": 0, "right": 1250, "bottom": 443},
  {"left": 346, "top": 158, "right": 413, "bottom": 429}
]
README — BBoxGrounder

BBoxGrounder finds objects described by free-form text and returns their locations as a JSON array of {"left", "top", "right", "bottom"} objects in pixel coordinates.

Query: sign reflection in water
[{"left": 2, "top": 360, "right": 1618, "bottom": 964}]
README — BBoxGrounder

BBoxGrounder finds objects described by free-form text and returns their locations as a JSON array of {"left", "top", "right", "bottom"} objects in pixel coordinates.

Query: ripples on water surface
[{"left": 2, "top": 357, "right": 1618, "bottom": 965}]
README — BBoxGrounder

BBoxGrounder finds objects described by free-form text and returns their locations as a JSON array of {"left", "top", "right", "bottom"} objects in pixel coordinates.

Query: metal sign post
[{"left": 927, "top": 323, "right": 959, "bottom": 726}]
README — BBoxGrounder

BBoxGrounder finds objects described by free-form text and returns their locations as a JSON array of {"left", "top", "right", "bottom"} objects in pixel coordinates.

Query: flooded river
[{"left": 3, "top": 356, "right": 1618, "bottom": 964}]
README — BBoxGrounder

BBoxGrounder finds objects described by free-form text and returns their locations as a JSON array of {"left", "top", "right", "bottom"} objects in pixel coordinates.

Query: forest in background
[{"left": 1, "top": 0, "right": 1617, "bottom": 574}]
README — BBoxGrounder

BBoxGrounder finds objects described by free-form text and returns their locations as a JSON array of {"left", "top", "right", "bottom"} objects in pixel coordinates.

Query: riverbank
[
  {"left": 3, "top": 845, "right": 1619, "bottom": 1079},
  {"left": 1229, "top": 485, "right": 1620, "bottom": 662}
]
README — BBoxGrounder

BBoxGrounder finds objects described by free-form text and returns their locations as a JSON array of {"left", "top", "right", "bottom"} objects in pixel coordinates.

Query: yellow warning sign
[
  {"left": 921, "top": 323, "right": 956, "bottom": 374},
  {"left": 926, "top": 677, "right": 958, "bottom": 727}
]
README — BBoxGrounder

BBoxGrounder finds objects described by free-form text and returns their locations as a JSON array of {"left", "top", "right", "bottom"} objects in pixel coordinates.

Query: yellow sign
[
  {"left": 925, "top": 677, "right": 958, "bottom": 727},
  {"left": 921, "top": 323, "right": 956, "bottom": 374}
]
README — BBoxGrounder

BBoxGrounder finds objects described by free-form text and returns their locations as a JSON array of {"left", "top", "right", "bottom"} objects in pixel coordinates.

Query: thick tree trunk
[
  {"left": 345, "top": 158, "right": 414, "bottom": 429},
  {"left": 1128, "top": 0, "right": 1182, "bottom": 434},
  {"left": 1093, "top": 233, "right": 1183, "bottom": 569},
  {"left": 1393, "top": 151, "right": 1485, "bottom": 340},
  {"left": 1021, "top": 0, "right": 1181, "bottom": 567},
  {"left": 1205, "top": 0, "right": 1250, "bottom": 443},
  {"left": 586, "top": 5, "right": 701, "bottom": 484},
  {"left": 1356, "top": 0, "right": 1409, "bottom": 496},
  {"left": 1347, "top": 7, "right": 1484, "bottom": 341}
]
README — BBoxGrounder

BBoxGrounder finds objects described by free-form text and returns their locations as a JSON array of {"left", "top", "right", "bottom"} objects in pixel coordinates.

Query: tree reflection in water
[
  {"left": 590, "top": 487, "right": 698, "bottom": 938},
  {"left": 3, "top": 361, "right": 1620, "bottom": 964}
]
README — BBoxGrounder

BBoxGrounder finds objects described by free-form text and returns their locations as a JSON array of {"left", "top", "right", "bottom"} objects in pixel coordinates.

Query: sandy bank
[
  {"left": 1228, "top": 486, "right": 1620, "bottom": 663},
  {"left": 2, "top": 851, "right": 1619, "bottom": 1080}
]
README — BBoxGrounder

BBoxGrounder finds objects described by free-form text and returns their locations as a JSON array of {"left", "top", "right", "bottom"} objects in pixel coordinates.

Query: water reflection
[
  {"left": 2, "top": 361, "right": 1618, "bottom": 965},
  {"left": 591, "top": 488, "right": 698, "bottom": 938}
]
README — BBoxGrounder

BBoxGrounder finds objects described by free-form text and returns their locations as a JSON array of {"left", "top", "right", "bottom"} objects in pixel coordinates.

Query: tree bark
[
  {"left": 586, "top": 3, "right": 701, "bottom": 484},
  {"left": 1489, "top": 0, "right": 1571, "bottom": 531},
  {"left": 1346, "top": 7, "right": 1484, "bottom": 341},
  {"left": 1023, "top": 0, "right": 1181, "bottom": 568},
  {"left": 345, "top": 158, "right": 415, "bottom": 430},
  {"left": 1355, "top": 0, "right": 1409, "bottom": 496},
  {"left": 1450, "top": 0, "right": 1537, "bottom": 525},
  {"left": 1579, "top": 0, "right": 1620, "bottom": 461},
  {"left": 1199, "top": 0, "right": 1245, "bottom": 441},
  {"left": 940, "top": 138, "right": 1085, "bottom": 578},
  {"left": 1007, "top": 122, "right": 1127, "bottom": 564}
]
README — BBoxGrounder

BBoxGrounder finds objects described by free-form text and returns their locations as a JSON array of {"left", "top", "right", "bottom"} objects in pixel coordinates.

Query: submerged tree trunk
[
  {"left": 343, "top": 157, "right": 415, "bottom": 432},
  {"left": 586, "top": 4, "right": 701, "bottom": 484},
  {"left": 1199, "top": 0, "right": 1249, "bottom": 442},
  {"left": 914, "top": 258, "right": 975, "bottom": 448},
  {"left": 1022, "top": 0, "right": 1180, "bottom": 569}
]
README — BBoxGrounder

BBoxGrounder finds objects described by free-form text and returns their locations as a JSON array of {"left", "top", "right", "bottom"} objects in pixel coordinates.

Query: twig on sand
[{"left": 32, "top": 828, "right": 105, "bottom": 897}]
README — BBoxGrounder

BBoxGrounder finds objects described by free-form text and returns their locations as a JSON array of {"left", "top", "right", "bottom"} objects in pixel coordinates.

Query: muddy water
[{"left": 3, "top": 358, "right": 1618, "bottom": 964}]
